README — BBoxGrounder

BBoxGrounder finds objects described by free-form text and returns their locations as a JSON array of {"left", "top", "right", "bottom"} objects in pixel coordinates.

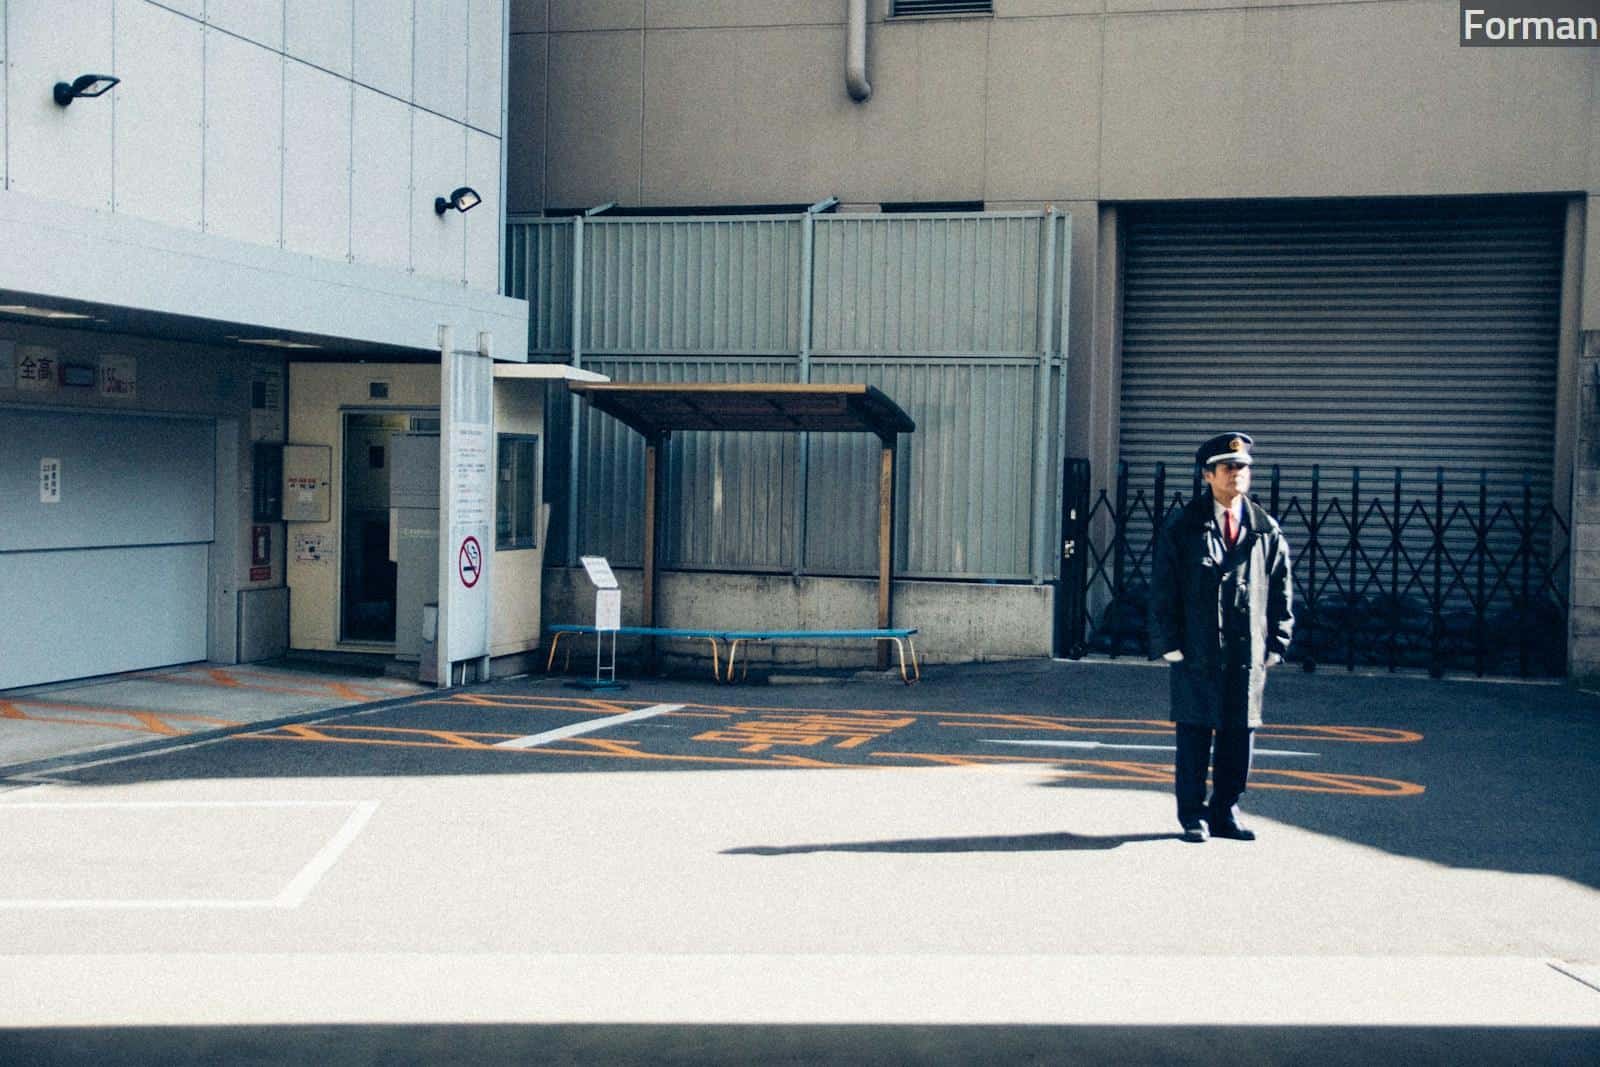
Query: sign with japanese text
[
  {"left": 39, "top": 458, "right": 61, "bottom": 503},
  {"left": 16, "top": 345, "right": 58, "bottom": 391},
  {"left": 99, "top": 354, "right": 137, "bottom": 399}
]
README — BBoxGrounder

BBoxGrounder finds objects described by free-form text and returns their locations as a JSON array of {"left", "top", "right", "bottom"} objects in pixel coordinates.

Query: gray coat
[{"left": 1148, "top": 493, "right": 1294, "bottom": 728}]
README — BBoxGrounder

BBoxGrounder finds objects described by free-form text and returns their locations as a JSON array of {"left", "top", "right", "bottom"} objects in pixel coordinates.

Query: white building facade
[{"left": 1, "top": 1, "right": 532, "bottom": 689}]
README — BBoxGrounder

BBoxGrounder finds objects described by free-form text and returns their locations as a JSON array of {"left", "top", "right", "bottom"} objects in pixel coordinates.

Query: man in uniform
[{"left": 1149, "top": 432, "right": 1294, "bottom": 843}]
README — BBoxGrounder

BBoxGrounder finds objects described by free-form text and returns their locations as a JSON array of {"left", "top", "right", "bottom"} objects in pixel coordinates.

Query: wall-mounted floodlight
[
  {"left": 54, "top": 73, "right": 120, "bottom": 106},
  {"left": 434, "top": 186, "right": 481, "bottom": 215}
]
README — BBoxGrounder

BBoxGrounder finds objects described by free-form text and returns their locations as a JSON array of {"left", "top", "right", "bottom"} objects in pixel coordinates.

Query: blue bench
[
  {"left": 543, "top": 625, "right": 921, "bottom": 684},
  {"left": 721, "top": 629, "right": 920, "bottom": 684}
]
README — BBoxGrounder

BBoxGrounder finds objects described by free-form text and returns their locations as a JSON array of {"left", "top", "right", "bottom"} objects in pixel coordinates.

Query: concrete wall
[
  {"left": 4, "top": 0, "right": 505, "bottom": 290},
  {"left": 509, "top": 1, "right": 1593, "bottom": 213},
  {"left": 543, "top": 567, "right": 1053, "bottom": 672}
]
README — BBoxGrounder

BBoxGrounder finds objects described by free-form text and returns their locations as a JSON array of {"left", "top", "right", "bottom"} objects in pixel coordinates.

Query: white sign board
[
  {"left": 249, "top": 362, "right": 285, "bottom": 441},
  {"left": 39, "top": 458, "right": 61, "bottom": 503},
  {"left": 16, "top": 345, "right": 57, "bottom": 391},
  {"left": 99, "top": 353, "right": 137, "bottom": 400},
  {"left": 451, "top": 423, "right": 491, "bottom": 526},
  {"left": 595, "top": 588, "right": 622, "bottom": 632},
  {"left": 580, "top": 555, "right": 619, "bottom": 589}
]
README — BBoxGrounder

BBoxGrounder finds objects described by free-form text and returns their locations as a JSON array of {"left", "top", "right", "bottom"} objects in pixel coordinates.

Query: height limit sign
[{"left": 457, "top": 535, "right": 482, "bottom": 588}]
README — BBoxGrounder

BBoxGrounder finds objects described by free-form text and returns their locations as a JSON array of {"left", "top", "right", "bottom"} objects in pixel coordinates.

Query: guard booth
[{"left": 281, "top": 360, "right": 605, "bottom": 682}]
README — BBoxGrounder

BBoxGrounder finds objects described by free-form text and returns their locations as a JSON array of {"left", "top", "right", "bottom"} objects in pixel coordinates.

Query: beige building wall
[
  {"left": 508, "top": 1, "right": 1593, "bottom": 212},
  {"left": 285, "top": 363, "right": 442, "bottom": 653}
]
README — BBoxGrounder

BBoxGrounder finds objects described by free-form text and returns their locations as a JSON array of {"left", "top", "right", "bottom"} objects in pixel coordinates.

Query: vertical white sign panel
[{"left": 440, "top": 338, "right": 493, "bottom": 669}]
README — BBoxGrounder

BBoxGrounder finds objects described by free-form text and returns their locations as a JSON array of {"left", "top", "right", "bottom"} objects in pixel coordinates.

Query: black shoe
[
  {"left": 1209, "top": 821, "right": 1256, "bottom": 841},
  {"left": 1180, "top": 823, "right": 1208, "bottom": 843}
]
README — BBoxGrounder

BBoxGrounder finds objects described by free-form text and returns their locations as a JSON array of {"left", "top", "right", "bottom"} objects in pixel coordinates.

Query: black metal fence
[{"left": 1056, "top": 460, "right": 1570, "bottom": 677}]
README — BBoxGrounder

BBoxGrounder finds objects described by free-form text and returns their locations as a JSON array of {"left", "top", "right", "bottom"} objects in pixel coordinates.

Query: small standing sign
[{"left": 575, "top": 555, "right": 625, "bottom": 690}]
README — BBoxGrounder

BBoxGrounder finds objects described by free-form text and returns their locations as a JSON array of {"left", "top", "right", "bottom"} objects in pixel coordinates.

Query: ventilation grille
[{"left": 891, "top": 1, "right": 993, "bottom": 16}]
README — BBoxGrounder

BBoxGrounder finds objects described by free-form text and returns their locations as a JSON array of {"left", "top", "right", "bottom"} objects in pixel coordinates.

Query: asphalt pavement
[{"left": 1, "top": 657, "right": 1597, "bottom": 1063}]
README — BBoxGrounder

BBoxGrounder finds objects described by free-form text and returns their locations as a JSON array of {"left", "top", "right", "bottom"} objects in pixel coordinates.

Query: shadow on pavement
[
  {"left": 725, "top": 831, "right": 1180, "bottom": 855},
  {"left": 2, "top": 1022, "right": 1596, "bottom": 1065}
]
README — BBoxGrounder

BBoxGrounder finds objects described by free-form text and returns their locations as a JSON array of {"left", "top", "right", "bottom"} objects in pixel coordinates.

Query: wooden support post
[
  {"left": 878, "top": 437, "right": 896, "bottom": 670},
  {"left": 643, "top": 437, "right": 660, "bottom": 670}
]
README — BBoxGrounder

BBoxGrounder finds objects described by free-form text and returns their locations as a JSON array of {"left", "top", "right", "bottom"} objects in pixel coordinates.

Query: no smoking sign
[{"left": 457, "top": 535, "right": 482, "bottom": 588}]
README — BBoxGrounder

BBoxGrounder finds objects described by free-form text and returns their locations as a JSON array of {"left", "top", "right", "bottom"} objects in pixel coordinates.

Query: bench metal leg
[
  {"left": 546, "top": 631, "right": 569, "bottom": 674},
  {"left": 700, "top": 637, "right": 723, "bottom": 682},
  {"left": 876, "top": 636, "right": 920, "bottom": 684}
]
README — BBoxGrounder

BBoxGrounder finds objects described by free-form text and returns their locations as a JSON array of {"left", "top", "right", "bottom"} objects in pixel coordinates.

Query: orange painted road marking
[
  {"left": 694, "top": 714, "right": 916, "bottom": 753},
  {"left": 875, "top": 752, "right": 1425, "bottom": 796},
  {"left": 238, "top": 727, "right": 857, "bottom": 769},
  {"left": 0, "top": 699, "right": 236, "bottom": 737},
  {"left": 414, "top": 695, "right": 1423, "bottom": 745},
  {"left": 935, "top": 712, "right": 1422, "bottom": 745}
]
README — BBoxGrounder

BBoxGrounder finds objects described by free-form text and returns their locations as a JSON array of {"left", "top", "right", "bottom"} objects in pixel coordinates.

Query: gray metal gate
[
  {"left": 506, "top": 210, "right": 1073, "bottom": 584},
  {"left": 1118, "top": 198, "right": 1564, "bottom": 530}
]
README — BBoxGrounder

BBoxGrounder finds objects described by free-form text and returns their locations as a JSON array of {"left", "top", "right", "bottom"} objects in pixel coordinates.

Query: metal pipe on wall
[{"left": 846, "top": 0, "right": 872, "bottom": 102}]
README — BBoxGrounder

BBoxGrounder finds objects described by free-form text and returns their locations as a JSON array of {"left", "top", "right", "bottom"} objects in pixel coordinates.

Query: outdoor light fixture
[
  {"left": 434, "top": 186, "right": 481, "bottom": 215},
  {"left": 53, "top": 73, "right": 120, "bottom": 106}
]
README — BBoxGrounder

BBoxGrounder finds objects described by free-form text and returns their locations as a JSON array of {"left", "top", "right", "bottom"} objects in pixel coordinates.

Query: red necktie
[{"left": 1224, "top": 509, "right": 1238, "bottom": 548}]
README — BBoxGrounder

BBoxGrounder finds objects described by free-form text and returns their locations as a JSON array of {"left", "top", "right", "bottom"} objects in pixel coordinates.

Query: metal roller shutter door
[
  {"left": 1119, "top": 198, "right": 1564, "bottom": 515},
  {"left": 0, "top": 410, "right": 214, "bottom": 690}
]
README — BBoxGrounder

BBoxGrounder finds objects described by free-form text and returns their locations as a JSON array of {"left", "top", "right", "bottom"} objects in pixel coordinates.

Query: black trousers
[{"left": 1174, "top": 722, "right": 1255, "bottom": 828}]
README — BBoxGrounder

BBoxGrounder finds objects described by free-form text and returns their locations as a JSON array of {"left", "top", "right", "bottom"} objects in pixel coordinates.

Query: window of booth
[{"left": 496, "top": 433, "right": 540, "bottom": 550}]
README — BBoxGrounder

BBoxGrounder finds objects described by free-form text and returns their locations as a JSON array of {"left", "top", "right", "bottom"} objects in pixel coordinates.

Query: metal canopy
[
  {"left": 569, "top": 381, "right": 915, "bottom": 671},
  {"left": 565, "top": 382, "right": 915, "bottom": 442}
]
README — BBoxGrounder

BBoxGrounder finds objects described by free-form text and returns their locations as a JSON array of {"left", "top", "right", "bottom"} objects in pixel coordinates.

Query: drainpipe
[{"left": 846, "top": 0, "right": 872, "bottom": 103}]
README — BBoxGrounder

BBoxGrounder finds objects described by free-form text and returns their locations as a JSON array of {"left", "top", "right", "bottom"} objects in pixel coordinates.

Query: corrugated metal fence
[{"left": 505, "top": 210, "right": 1072, "bottom": 582}]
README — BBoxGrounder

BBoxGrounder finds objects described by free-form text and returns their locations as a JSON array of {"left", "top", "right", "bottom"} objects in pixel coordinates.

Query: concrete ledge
[{"left": 542, "top": 568, "right": 1054, "bottom": 667}]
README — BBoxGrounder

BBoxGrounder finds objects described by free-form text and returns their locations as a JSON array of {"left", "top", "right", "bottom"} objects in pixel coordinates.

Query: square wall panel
[
  {"left": 7, "top": 0, "right": 114, "bottom": 211},
  {"left": 505, "top": 32, "right": 545, "bottom": 213},
  {"left": 468, "top": 0, "right": 504, "bottom": 134},
  {"left": 0, "top": 13, "right": 8, "bottom": 188},
  {"left": 208, "top": 0, "right": 285, "bottom": 50},
  {"left": 287, "top": 0, "right": 354, "bottom": 77},
  {"left": 114, "top": 0, "right": 204, "bottom": 230},
  {"left": 411, "top": 110, "right": 467, "bottom": 283},
  {"left": 415, "top": 0, "right": 469, "bottom": 122},
  {"left": 464, "top": 129, "right": 501, "bottom": 293},
  {"left": 350, "top": 85, "right": 413, "bottom": 272},
  {"left": 354, "top": 0, "right": 415, "bottom": 100},
  {"left": 204, "top": 30, "right": 285, "bottom": 246},
  {"left": 283, "top": 61, "right": 353, "bottom": 262}
]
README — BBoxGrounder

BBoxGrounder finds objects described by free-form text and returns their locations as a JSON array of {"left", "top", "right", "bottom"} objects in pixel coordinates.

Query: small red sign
[
  {"left": 458, "top": 535, "right": 482, "bottom": 588},
  {"left": 249, "top": 565, "right": 272, "bottom": 583}
]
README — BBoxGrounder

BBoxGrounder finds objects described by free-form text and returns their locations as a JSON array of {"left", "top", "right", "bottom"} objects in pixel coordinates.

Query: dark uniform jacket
[{"left": 1148, "top": 493, "right": 1294, "bottom": 728}]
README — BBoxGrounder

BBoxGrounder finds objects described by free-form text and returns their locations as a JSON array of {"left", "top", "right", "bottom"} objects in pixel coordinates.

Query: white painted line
[
  {"left": 272, "top": 800, "right": 380, "bottom": 908},
  {"left": 0, "top": 799, "right": 379, "bottom": 911},
  {"left": 983, "top": 740, "right": 1320, "bottom": 757},
  {"left": 495, "top": 703, "right": 684, "bottom": 749},
  {"left": 0, "top": 800, "right": 360, "bottom": 810}
]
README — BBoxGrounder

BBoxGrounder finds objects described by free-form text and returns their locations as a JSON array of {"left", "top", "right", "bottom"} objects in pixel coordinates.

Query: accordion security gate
[{"left": 1059, "top": 459, "right": 1570, "bottom": 678}]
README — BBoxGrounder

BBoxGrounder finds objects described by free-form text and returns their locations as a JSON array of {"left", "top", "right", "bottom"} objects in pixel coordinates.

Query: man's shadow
[{"left": 723, "top": 831, "right": 1180, "bottom": 856}]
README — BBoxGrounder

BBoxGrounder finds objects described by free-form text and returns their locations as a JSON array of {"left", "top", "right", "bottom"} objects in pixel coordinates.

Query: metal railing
[{"left": 1058, "top": 460, "right": 1569, "bottom": 677}]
